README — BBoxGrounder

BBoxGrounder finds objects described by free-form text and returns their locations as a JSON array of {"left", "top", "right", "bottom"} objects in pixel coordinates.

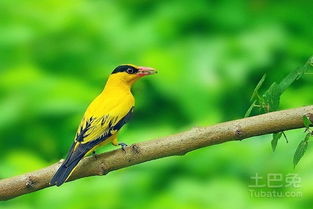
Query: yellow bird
[{"left": 50, "top": 64, "right": 157, "bottom": 186}]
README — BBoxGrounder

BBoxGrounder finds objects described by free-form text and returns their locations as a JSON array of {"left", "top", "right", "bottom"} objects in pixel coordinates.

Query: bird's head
[{"left": 110, "top": 64, "right": 157, "bottom": 85}]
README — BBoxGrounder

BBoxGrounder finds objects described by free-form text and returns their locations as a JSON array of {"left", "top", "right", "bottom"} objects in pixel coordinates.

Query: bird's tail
[{"left": 50, "top": 144, "right": 87, "bottom": 187}]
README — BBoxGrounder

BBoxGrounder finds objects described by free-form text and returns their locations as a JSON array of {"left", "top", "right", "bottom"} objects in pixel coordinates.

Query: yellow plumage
[
  {"left": 50, "top": 64, "right": 157, "bottom": 186},
  {"left": 77, "top": 74, "right": 135, "bottom": 147}
]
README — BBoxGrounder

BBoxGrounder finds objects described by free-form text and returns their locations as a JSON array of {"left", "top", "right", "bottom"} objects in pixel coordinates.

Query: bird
[{"left": 50, "top": 64, "right": 157, "bottom": 186}]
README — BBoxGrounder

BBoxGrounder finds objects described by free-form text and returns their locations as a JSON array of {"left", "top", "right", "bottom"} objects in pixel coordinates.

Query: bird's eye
[{"left": 126, "top": 68, "right": 134, "bottom": 74}]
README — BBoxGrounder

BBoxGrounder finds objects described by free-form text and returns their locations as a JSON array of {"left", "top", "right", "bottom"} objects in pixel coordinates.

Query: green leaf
[
  {"left": 278, "top": 69, "right": 303, "bottom": 94},
  {"left": 262, "top": 56, "right": 313, "bottom": 114},
  {"left": 250, "top": 74, "right": 266, "bottom": 101},
  {"left": 271, "top": 132, "right": 283, "bottom": 152},
  {"left": 278, "top": 57, "right": 313, "bottom": 94},
  {"left": 262, "top": 83, "right": 281, "bottom": 112},
  {"left": 304, "top": 133, "right": 311, "bottom": 142},
  {"left": 245, "top": 56, "right": 313, "bottom": 116},
  {"left": 303, "top": 115, "right": 313, "bottom": 129},
  {"left": 309, "top": 56, "right": 313, "bottom": 67},
  {"left": 304, "top": 56, "right": 313, "bottom": 73},
  {"left": 282, "top": 132, "right": 288, "bottom": 143},
  {"left": 293, "top": 139, "right": 309, "bottom": 168},
  {"left": 244, "top": 100, "right": 256, "bottom": 118}
]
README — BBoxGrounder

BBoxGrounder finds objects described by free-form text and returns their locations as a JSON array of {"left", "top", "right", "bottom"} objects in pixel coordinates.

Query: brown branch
[{"left": 1, "top": 105, "right": 313, "bottom": 201}]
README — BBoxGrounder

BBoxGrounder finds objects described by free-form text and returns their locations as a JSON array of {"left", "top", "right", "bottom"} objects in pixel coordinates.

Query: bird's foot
[
  {"left": 92, "top": 151, "right": 97, "bottom": 159},
  {"left": 118, "top": 143, "right": 128, "bottom": 151}
]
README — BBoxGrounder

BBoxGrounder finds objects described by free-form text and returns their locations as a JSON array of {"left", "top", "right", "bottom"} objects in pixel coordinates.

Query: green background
[{"left": 0, "top": 0, "right": 313, "bottom": 208}]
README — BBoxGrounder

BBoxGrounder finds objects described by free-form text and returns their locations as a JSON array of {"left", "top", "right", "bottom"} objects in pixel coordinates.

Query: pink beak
[{"left": 136, "top": 66, "right": 158, "bottom": 76}]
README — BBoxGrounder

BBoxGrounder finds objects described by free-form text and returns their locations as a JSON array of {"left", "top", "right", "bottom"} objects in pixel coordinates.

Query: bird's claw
[{"left": 118, "top": 143, "right": 128, "bottom": 151}]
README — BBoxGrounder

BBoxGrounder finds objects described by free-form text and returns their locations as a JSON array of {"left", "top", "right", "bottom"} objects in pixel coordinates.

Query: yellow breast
[{"left": 84, "top": 75, "right": 135, "bottom": 119}]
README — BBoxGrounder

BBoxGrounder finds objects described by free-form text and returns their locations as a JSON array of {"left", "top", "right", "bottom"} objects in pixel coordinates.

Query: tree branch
[{"left": 1, "top": 105, "right": 312, "bottom": 201}]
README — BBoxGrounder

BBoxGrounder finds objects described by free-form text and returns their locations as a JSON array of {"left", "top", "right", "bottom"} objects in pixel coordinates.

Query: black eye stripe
[{"left": 112, "top": 65, "right": 138, "bottom": 74}]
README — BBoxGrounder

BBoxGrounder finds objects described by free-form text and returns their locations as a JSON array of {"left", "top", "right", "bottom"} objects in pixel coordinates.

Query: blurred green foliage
[{"left": 0, "top": 0, "right": 313, "bottom": 208}]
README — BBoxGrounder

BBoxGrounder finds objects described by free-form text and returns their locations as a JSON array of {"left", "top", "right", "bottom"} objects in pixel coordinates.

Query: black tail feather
[
  {"left": 50, "top": 151, "right": 85, "bottom": 186},
  {"left": 50, "top": 124, "right": 116, "bottom": 186},
  {"left": 50, "top": 157, "right": 83, "bottom": 186}
]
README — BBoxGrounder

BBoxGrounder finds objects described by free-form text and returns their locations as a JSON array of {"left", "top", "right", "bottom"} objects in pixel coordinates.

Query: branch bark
[{"left": 1, "top": 105, "right": 313, "bottom": 201}]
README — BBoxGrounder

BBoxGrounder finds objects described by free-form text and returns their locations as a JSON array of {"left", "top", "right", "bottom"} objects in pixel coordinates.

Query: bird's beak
[{"left": 136, "top": 66, "right": 158, "bottom": 77}]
